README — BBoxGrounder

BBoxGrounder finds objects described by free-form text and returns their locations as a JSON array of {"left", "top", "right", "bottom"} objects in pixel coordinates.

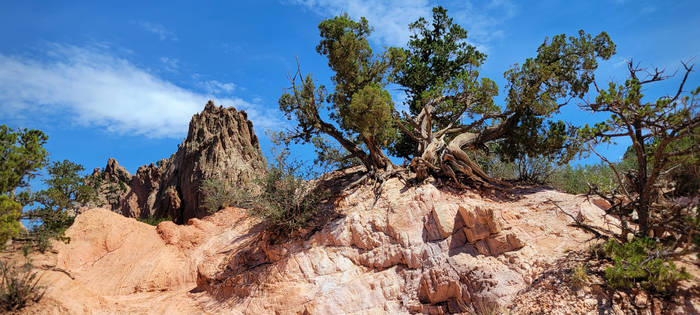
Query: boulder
[{"left": 430, "top": 204, "right": 460, "bottom": 239}]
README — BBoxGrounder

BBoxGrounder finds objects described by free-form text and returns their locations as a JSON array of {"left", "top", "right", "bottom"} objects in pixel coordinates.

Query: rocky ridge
[
  {"left": 88, "top": 101, "right": 266, "bottom": 222},
  {"left": 23, "top": 173, "right": 698, "bottom": 314}
]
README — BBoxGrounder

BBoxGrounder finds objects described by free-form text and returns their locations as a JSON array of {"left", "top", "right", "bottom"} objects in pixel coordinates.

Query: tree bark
[{"left": 401, "top": 103, "right": 520, "bottom": 188}]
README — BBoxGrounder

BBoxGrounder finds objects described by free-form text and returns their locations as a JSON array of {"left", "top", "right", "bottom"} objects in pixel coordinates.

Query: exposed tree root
[{"left": 395, "top": 95, "right": 519, "bottom": 191}]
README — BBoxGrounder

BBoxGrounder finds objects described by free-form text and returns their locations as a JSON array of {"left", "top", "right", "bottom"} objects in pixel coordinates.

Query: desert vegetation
[
  {"left": 0, "top": 4, "right": 697, "bottom": 313},
  {"left": 203, "top": 133, "right": 326, "bottom": 239},
  {"left": 0, "top": 125, "right": 96, "bottom": 309},
  {"left": 0, "top": 258, "right": 45, "bottom": 312},
  {"left": 273, "top": 4, "right": 699, "bottom": 302}
]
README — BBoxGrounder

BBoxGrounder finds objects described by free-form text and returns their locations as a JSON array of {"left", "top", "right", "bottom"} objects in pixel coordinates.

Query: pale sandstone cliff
[{"left": 23, "top": 174, "right": 697, "bottom": 314}]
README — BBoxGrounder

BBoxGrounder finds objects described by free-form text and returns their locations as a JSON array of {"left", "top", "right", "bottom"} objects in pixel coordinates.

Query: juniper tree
[
  {"left": 0, "top": 125, "right": 48, "bottom": 196},
  {"left": 391, "top": 6, "right": 492, "bottom": 159},
  {"left": 579, "top": 61, "right": 700, "bottom": 238},
  {"left": 280, "top": 8, "right": 616, "bottom": 190},
  {"left": 23, "top": 160, "right": 95, "bottom": 247},
  {"left": 279, "top": 14, "right": 402, "bottom": 179},
  {"left": 393, "top": 7, "right": 616, "bottom": 187},
  {"left": 0, "top": 125, "right": 48, "bottom": 247}
]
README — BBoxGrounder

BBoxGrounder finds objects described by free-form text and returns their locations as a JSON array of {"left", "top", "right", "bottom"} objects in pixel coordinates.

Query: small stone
[
  {"left": 475, "top": 239, "right": 490, "bottom": 255},
  {"left": 463, "top": 224, "right": 491, "bottom": 243},
  {"left": 506, "top": 233, "right": 524, "bottom": 249},
  {"left": 457, "top": 205, "right": 478, "bottom": 228},
  {"left": 485, "top": 234, "right": 511, "bottom": 256}
]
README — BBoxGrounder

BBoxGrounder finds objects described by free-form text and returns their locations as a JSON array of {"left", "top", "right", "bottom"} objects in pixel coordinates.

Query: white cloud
[
  {"left": 291, "top": 0, "right": 431, "bottom": 46},
  {"left": 160, "top": 57, "right": 179, "bottom": 72},
  {"left": 139, "top": 21, "right": 178, "bottom": 41},
  {"left": 201, "top": 80, "right": 236, "bottom": 95},
  {"left": 288, "top": 0, "right": 516, "bottom": 49},
  {"left": 0, "top": 45, "right": 282, "bottom": 138}
]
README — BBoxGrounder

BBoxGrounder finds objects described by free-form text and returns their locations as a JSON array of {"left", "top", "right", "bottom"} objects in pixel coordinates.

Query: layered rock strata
[
  {"left": 88, "top": 101, "right": 265, "bottom": 222},
  {"left": 24, "top": 178, "right": 700, "bottom": 314}
]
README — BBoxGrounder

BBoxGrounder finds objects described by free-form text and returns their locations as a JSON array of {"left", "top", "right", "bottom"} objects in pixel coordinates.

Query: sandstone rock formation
[
  {"left": 88, "top": 101, "right": 266, "bottom": 222},
  {"left": 23, "top": 176, "right": 698, "bottom": 314}
]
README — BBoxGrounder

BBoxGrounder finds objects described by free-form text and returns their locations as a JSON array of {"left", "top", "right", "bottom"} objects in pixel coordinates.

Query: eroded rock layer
[
  {"left": 88, "top": 101, "right": 266, "bottom": 222},
  {"left": 24, "top": 176, "right": 697, "bottom": 314}
]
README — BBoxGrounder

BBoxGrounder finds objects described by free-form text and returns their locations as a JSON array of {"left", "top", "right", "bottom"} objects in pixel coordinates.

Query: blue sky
[{"left": 1, "top": 0, "right": 698, "bottom": 176}]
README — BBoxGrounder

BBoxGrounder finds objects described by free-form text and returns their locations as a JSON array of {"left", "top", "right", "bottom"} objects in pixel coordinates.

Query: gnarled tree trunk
[{"left": 397, "top": 97, "right": 518, "bottom": 188}]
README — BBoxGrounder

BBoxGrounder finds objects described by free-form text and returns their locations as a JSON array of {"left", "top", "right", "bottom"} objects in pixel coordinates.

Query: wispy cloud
[
  {"left": 288, "top": 0, "right": 517, "bottom": 49},
  {"left": 0, "top": 45, "right": 282, "bottom": 138},
  {"left": 138, "top": 21, "right": 178, "bottom": 41},
  {"left": 290, "top": 0, "right": 431, "bottom": 46},
  {"left": 160, "top": 57, "right": 179, "bottom": 72},
  {"left": 201, "top": 80, "right": 236, "bottom": 95}
]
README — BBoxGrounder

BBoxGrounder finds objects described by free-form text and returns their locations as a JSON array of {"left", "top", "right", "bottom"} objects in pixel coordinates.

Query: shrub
[
  {"left": 570, "top": 263, "right": 589, "bottom": 289},
  {"left": 226, "top": 144, "right": 323, "bottom": 239},
  {"left": 201, "top": 177, "right": 237, "bottom": 214},
  {"left": 0, "top": 259, "right": 45, "bottom": 311},
  {"left": 602, "top": 238, "right": 690, "bottom": 292},
  {"left": 548, "top": 162, "right": 628, "bottom": 195},
  {"left": 137, "top": 216, "right": 172, "bottom": 226},
  {"left": 513, "top": 155, "right": 556, "bottom": 184},
  {"left": 470, "top": 148, "right": 517, "bottom": 181},
  {"left": 243, "top": 157, "right": 322, "bottom": 238}
]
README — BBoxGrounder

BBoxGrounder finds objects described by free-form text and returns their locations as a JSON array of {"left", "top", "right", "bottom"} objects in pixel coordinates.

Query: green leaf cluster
[
  {"left": 23, "top": 160, "right": 95, "bottom": 251},
  {"left": 602, "top": 238, "right": 690, "bottom": 292},
  {"left": 0, "top": 196, "right": 22, "bottom": 248},
  {"left": 499, "top": 30, "right": 615, "bottom": 162},
  {"left": 279, "top": 13, "right": 402, "bottom": 172},
  {"left": 390, "top": 6, "right": 497, "bottom": 158},
  {"left": 0, "top": 125, "right": 48, "bottom": 195},
  {"left": 0, "top": 125, "right": 48, "bottom": 248},
  {"left": 393, "top": 6, "right": 489, "bottom": 117}
]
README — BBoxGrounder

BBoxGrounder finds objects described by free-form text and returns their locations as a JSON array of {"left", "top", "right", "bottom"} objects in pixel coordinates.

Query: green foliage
[
  {"left": 0, "top": 259, "right": 45, "bottom": 311},
  {"left": 201, "top": 176, "right": 236, "bottom": 214},
  {"left": 137, "top": 216, "right": 173, "bottom": 226},
  {"left": 512, "top": 155, "right": 557, "bottom": 184},
  {"left": 548, "top": 159, "right": 637, "bottom": 194},
  {"left": 279, "top": 13, "right": 402, "bottom": 172},
  {"left": 390, "top": 6, "right": 497, "bottom": 158},
  {"left": 0, "top": 125, "right": 48, "bottom": 195},
  {"left": 470, "top": 147, "right": 517, "bottom": 181},
  {"left": 578, "top": 62, "right": 699, "bottom": 235},
  {"left": 0, "top": 196, "right": 22, "bottom": 248},
  {"left": 499, "top": 30, "right": 615, "bottom": 163},
  {"left": 232, "top": 146, "right": 323, "bottom": 239},
  {"left": 394, "top": 6, "right": 487, "bottom": 115},
  {"left": 23, "top": 160, "right": 95, "bottom": 251},
  {"left": 346, "top": 83, "right": 396, "bottom": 143},
  {"left": 602, "top": 238, "right": 690, "bottom": 292},
  {"left": 0, "top": 126, "right": 48, "bottom": 249},
  {"left": 548, "top": 164, "right": 613, "bottom": 194}
]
